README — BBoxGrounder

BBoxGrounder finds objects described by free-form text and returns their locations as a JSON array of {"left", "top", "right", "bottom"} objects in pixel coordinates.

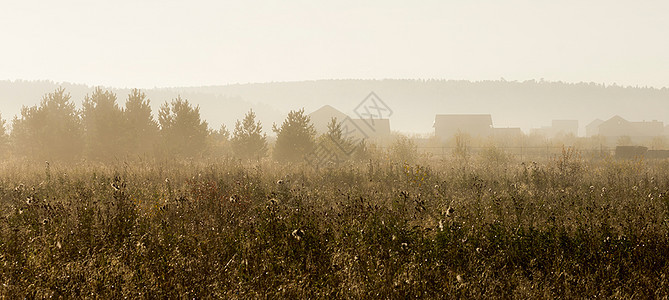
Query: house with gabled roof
[
  {"left": 308, "top": 105, "right": 391, "bottom": 141},
  {"left": 598, "top": 115, "right": 636, "bottom": 137},
  {"left": 308, "top": 105, "right": 348, "bottom": 134},
  {"left": 593, "top": 115, "right": 665, "bottom": 145}
]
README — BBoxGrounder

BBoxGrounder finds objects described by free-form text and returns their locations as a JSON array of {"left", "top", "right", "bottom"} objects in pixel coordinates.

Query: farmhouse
[
  {"left": 433, "top": 114, "right": 492, "bottom": 140},
  {"left": 308, "top": 105, "right": 391, "bottom": 140},
  {"left": 590, "top": 115, "right": 665, "bottom": 145},
  {"left": 308, "top": 105, "right": 348, "bottom": 134},
  {"left": 598, "top": 115, "right": 635, "bottom": 137},
  {"left": 598, "top": 115, "right": 663, "bottom": 137}
]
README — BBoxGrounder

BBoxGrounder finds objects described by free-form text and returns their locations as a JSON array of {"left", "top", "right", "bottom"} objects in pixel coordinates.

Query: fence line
[{"left": 378, "top": 145, "right": 615, "bottom": 160}]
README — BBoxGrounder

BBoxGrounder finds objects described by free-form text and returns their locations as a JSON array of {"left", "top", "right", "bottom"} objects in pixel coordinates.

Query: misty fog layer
[
  {"left": 1, "top": 82, "right": 668, "bottom": 163},
  {"left": 2, "top": 79, "right": 668, "bottom": 136}
]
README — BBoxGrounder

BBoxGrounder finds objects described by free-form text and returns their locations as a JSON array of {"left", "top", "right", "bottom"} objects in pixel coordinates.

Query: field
[{"left": 1, "top": 150, "right": 668, "bottom": 298}]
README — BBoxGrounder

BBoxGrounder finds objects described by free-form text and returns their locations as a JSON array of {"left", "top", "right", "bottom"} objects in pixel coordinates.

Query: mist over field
[
  {"left": 2, "top": 1, "right": 669, "bottom": 298},
  {"left": 2, "top": 79, "right": 668, "bottom": 136}
]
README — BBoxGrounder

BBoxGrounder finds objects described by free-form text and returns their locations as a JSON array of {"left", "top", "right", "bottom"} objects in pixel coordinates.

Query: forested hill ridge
[{"left": 1, "top": 79, "right": 668, "bottom": 135}]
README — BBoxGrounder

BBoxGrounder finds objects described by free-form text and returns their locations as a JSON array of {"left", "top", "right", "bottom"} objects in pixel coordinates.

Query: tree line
[{"left": 0, "top": 87, "right": 368, "bottom": 163}]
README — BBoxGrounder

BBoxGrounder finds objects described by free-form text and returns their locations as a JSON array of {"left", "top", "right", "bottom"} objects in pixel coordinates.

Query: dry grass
[{"left": 1, "top": 153, "right": 668, "bottom": 298}]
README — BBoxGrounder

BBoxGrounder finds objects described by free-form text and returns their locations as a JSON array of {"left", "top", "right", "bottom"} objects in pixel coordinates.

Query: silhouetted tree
[
  {"left": 124, "top": 89, "right": 159, "bottom": 157},
  {"left": 324, "top": 118, "right": 351, "bottom": 148},
  {"left": 11, "top": 87, "right": 84, "bottom": 161},
  {"left": 0, "top": 114, "right": 8, "bottom": 159},
  {"left": 206, "top": 124, "right": 232, "bottom": 158},
  {"left": 82, "top": 87, "right": 125, "bottom": 160},
  {"left": 231, "top": 110, "right": 267, "bottom": 160},
  {"left": 273, "top": 108, "right": 316, "bottom": 162},
  {"left": 216, "top": 124, "right": 231, "bottom": 141},
  {"left": 158, "top": 96, "right": 209, "bottom": 158},
  {"left": 316, "top": 117, "right": 355, "bottom": 163}
]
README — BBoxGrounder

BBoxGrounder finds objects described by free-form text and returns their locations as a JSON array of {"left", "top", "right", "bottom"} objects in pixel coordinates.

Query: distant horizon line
[{"left": 2, "top": 78, "right": 667, "bottom": 91}]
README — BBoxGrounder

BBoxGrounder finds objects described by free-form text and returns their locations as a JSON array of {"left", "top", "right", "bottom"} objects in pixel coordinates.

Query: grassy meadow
[{"left": 1, "top": 151, "right": 668, "bottom": 298}]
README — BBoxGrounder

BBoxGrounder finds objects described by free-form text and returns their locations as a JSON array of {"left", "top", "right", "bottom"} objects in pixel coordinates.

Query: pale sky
[{"left": 1, "top": 0, "right": 668, "bottom": 88}]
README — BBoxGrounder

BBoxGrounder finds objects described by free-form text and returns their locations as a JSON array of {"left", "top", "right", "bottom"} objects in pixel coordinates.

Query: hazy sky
[{"left": 1, "top": 1, "right": 668, "bottom": 88}]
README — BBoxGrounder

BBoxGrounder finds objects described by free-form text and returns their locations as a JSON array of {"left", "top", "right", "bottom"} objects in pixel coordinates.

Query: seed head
[{"left": 292, "top": 229, "right": 304, "bottom": 240}]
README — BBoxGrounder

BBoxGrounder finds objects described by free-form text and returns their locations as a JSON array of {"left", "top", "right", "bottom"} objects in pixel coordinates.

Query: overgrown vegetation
[
  {"left": 1, "top": 151, "right": 668, "bottom": 298},
  {"left": 1, "top": 87, "right": 668, "bottom": 297}
]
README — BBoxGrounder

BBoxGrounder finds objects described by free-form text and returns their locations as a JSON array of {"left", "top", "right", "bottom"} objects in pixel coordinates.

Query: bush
[{"left": 389, "top": 135, "right": 417, "bottom": 164}]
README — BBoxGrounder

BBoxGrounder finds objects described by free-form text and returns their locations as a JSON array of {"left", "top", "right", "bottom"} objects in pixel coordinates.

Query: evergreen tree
[
  {"left": 82, "top": 87, "right": 125, "bottom": 160},
  {"left": 124, "top": 89, "right": 158, "bottom": 157},
  {"left": 158, "top": 96, "right": 209, "bottom": 158},
  {"left": 316, "top": 117, "right": 355, "bottom": 163},
  {"left": 231, "top": 109, "right": 267, "bottom": 160},
  {"left": 206, "top": 124, "right": 232, "bottom": 158},
  {"left": 11, "top": 87, "right": 84, "bottom": 161},
  {"left": 0, "top": 114, "right": 8, "bottom": 159},
  {"left": 273, "top": 108, "right": 316, "bottom": 162}
]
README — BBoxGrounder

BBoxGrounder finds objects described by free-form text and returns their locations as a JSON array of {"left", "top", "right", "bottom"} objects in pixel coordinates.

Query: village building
[
  {"left": 589, "top": 115, "right": 665, "bottom": 145},
  {"left": 433, "top": 114, "right": 492, "bottom": 140},
  {"left": 308, "top": 105, "right": 391, "bottom": 141},
  {"left": 586, "top": 119, "right": 604, "bottom": 137},
  {"left": 530, "top": 120, "right": 578, "bottom": 138}
]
